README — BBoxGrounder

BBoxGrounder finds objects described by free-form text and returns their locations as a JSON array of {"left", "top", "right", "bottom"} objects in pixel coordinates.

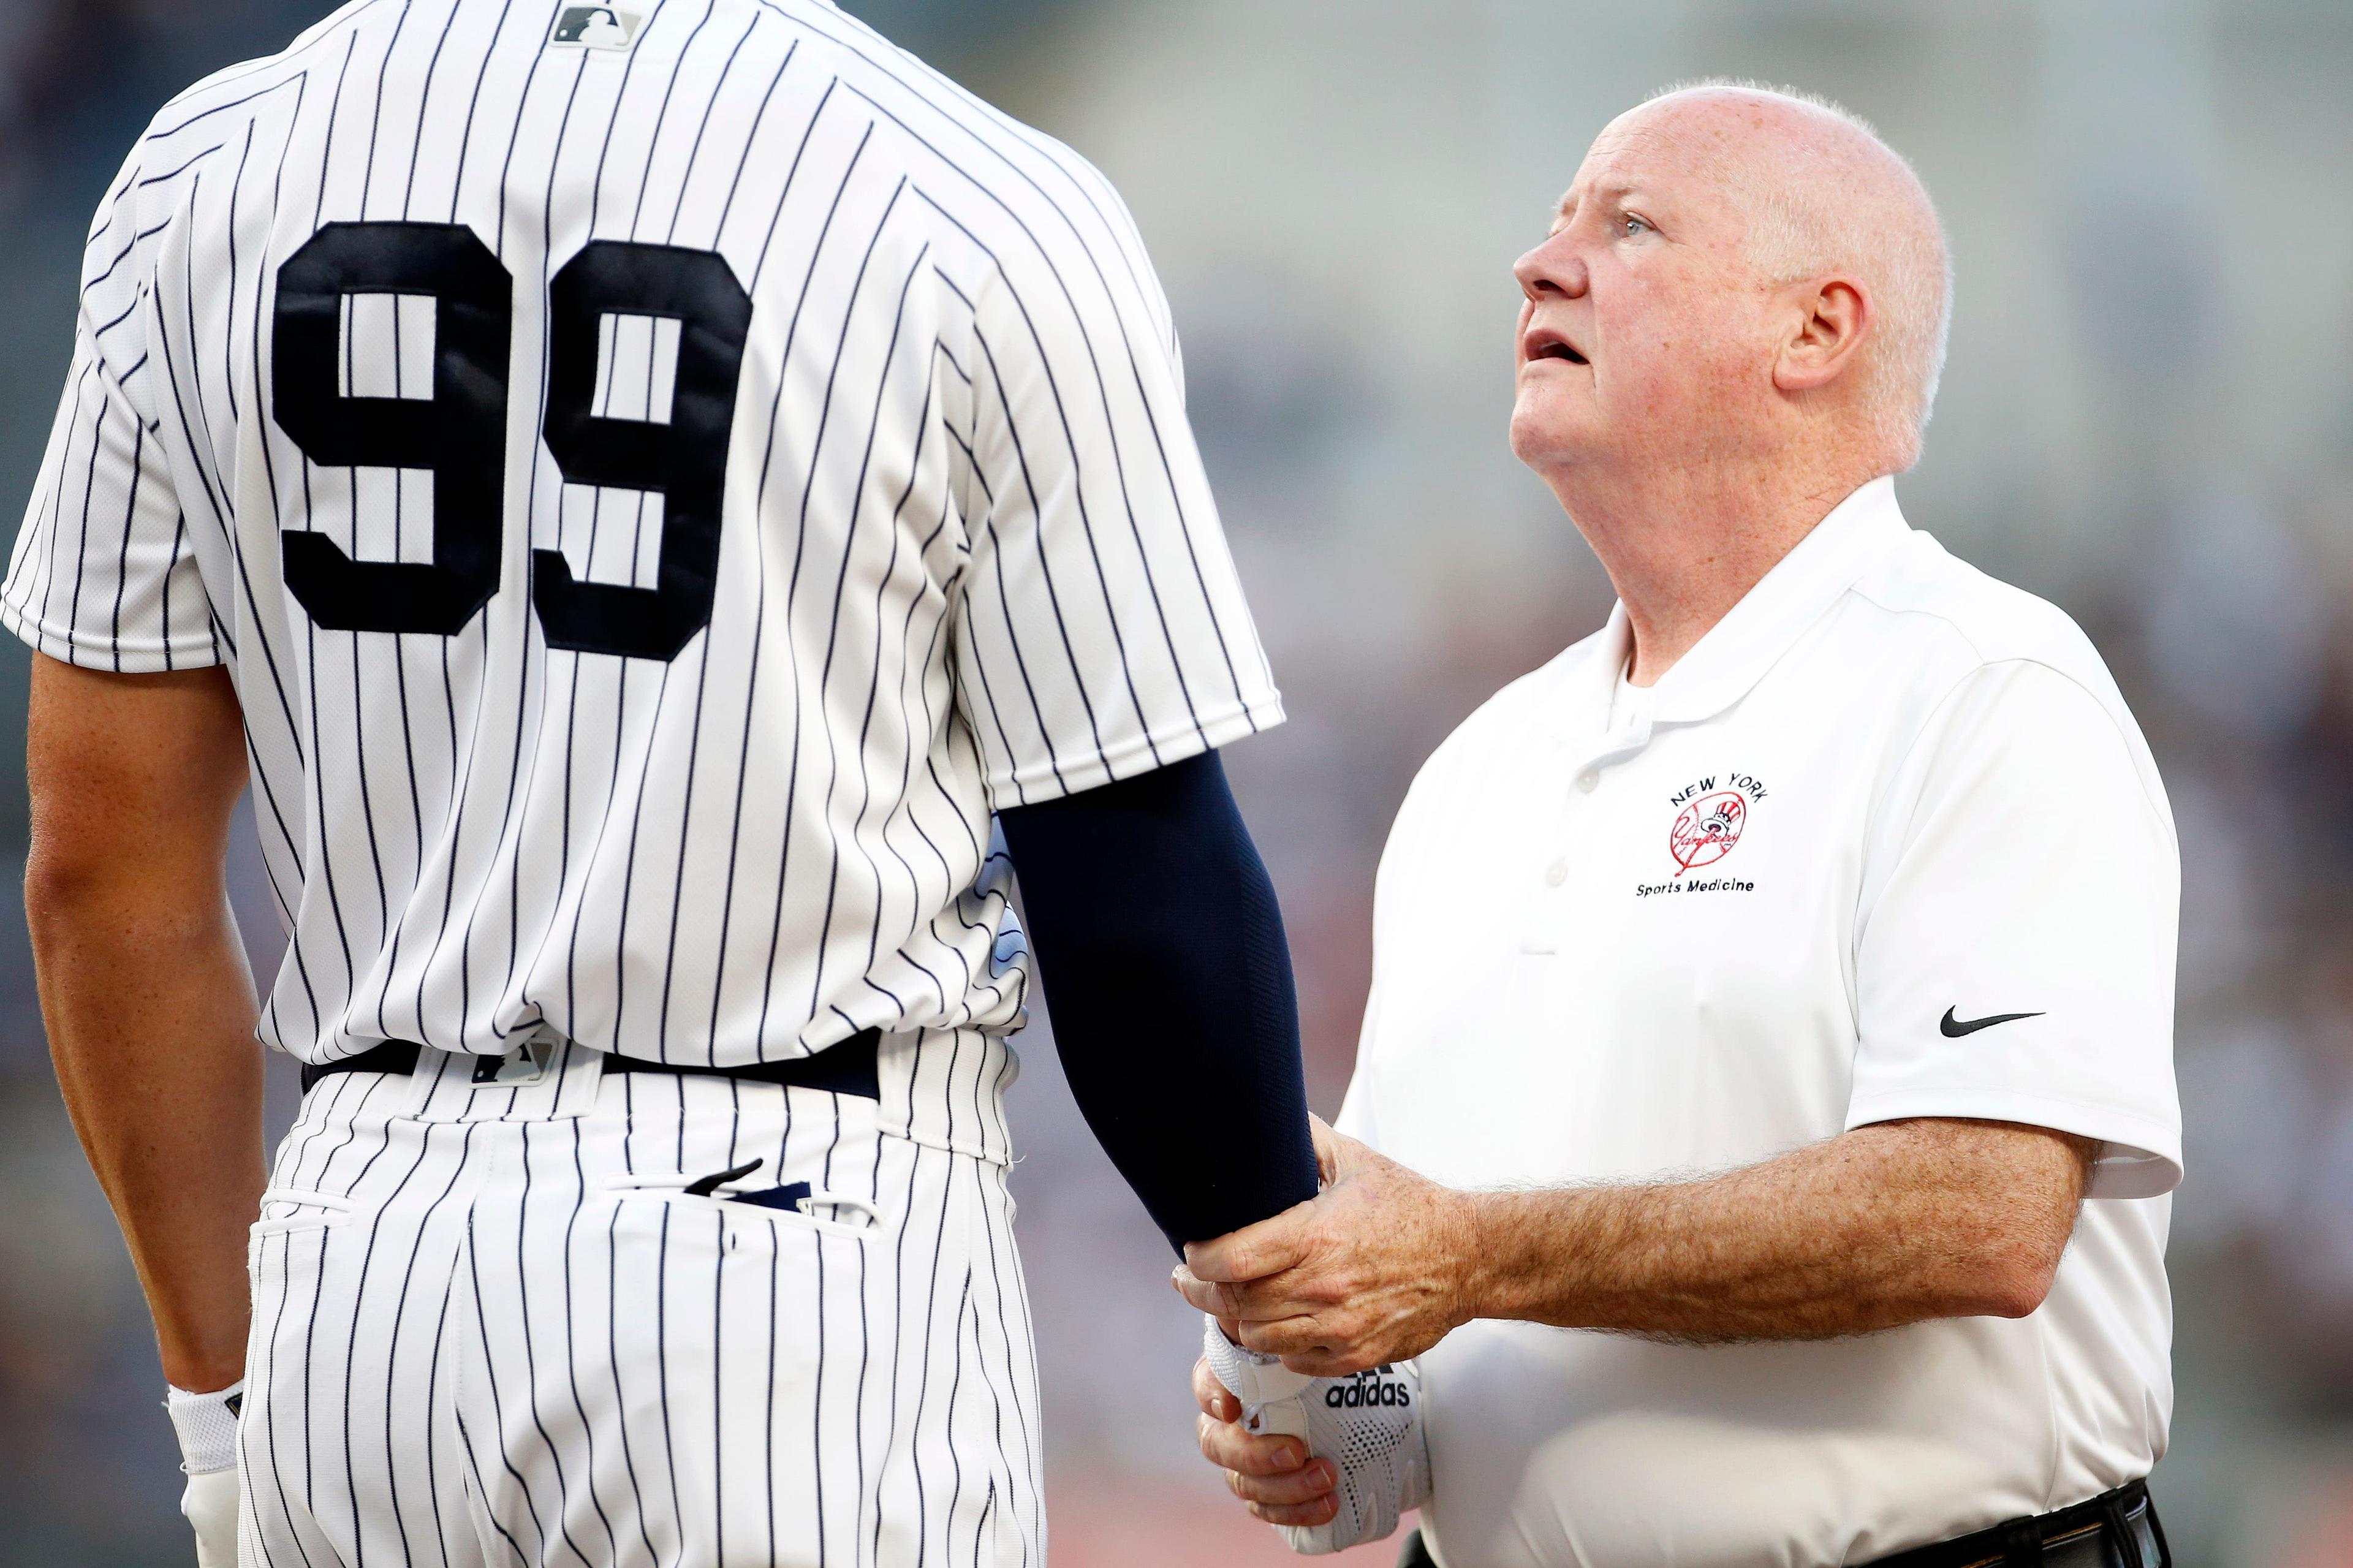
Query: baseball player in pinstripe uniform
[{"left": 12, "top": 2, "right": 1349, "bottom": 1562}]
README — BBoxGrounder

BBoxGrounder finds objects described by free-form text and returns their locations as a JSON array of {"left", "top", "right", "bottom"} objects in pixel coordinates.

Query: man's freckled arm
[
  {"left": 1452, "top": 1118, "right": 2095, "bottom": 1342},
  {"left": 1175, "top": 1116, "right": 2092, "bottom": 1374}
]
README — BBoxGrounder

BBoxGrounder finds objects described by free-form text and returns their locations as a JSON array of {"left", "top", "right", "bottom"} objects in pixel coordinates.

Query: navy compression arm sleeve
[{"left": 998, "top": 749, "right": 1319, "bottom": 1252}]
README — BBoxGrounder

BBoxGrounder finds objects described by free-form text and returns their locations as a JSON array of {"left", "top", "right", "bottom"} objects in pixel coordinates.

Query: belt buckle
[{"left": 472, "top": 1036, "right": 559, "bottom": 1088}]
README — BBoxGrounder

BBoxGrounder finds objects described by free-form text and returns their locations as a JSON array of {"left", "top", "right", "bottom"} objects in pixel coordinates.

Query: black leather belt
[
  {"left": 298, "top": 1028, "right": 882, "bottom": 1101},
  {"left": 1390, "top": 1480, "right": 2165, "bottom": 1568},
  {"left": 1868, "top": 1480, "right": 2168, "bottom": 1568}
]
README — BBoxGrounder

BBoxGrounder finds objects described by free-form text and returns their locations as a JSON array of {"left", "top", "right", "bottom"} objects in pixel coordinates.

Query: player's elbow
[
  {"left": 23, "top": 825, "right": 203, "bottom": 945},
  {"left": 23, "top": 836, "right": 108, "bottom": 930}
]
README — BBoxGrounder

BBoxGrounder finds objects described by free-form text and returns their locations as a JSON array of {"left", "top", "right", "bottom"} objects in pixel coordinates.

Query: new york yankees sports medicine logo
[
  {"left": 1664, "top": 771, "right": 1768, "bottom": 877},
  {"left": 1669, "top": 792, "right": 1746, "bottom": 874}
]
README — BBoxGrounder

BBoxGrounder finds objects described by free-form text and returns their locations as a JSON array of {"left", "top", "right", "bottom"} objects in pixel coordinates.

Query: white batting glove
[
  {"left": 1202, "top": 1319, "right": 1429, "bottom": 1554},
  {"left": 164, "top": 1380, "right": 244, "bottom": 1567}
]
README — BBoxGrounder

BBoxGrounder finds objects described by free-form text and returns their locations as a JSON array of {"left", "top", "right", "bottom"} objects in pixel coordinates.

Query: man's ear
[{"left": 1773, "top": 276, "right": 1871, "bottom": 395}]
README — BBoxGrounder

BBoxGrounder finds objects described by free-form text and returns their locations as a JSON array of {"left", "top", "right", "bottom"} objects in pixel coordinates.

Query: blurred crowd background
[{"left": 2, "top": 0, "right": 2351, "bottom": 1562}]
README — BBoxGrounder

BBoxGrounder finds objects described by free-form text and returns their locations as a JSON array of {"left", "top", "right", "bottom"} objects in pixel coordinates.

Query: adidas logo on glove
[{"left": 1323, "top": 1368, "right": 1412, "bottom": 1409}]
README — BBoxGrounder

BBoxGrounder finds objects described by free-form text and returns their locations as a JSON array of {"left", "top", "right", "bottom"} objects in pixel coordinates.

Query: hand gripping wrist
[{"left": 165, "top": 1379, "right": 244, "bottom": 1475}]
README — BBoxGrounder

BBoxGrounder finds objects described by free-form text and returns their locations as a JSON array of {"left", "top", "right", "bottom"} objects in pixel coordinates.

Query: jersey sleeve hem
[
  {"left": 983, "top": 694, "right": 1284, "bottom": 809},
  {"left": 1844, "top": 1086, "right": 2181, "bottom": 1200},
  {"left": 0, "top": 588, "right": 222, "bottom": 673}
]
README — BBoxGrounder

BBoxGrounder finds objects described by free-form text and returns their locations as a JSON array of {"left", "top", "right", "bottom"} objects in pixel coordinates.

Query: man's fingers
[
  {"left": 1197, "top": 1414, "right": 1313, "bottom": 1477},
  {"left": 1231, "top": 1323, "right": 1385, "bottom": 1378},
  {"left": 1174, "top": 1270, "right": 1330, "bottom": 1346},
  {"left": 1233, "top": 1312, "right": 1336, "bottom": 1361},
  {"left": 1172, "top": 1264, "right": 1289, "bottom": 1323},
  {"left": 1189, "top": 1319, "right": 1345, "bottom": 1527},
  {"left": 1248, "top": 1490, "right": 1343, "bottom": 1528},
  {"left": 1183, "top": 1199, "right": 1316, "bottom": 1284},
  {"left": 1191, "top": 1355, "right": 1240, "bottom": 1422},
  {"left": 1277, "top": 1346, "right": 1371, "bottom": 1377},
  {"left": 1221, "top": 1455, "right": 1339, "bottom": 1509},
  {"left": 1172, "top": 1264, "right": 1230, "bottom": 1317}
]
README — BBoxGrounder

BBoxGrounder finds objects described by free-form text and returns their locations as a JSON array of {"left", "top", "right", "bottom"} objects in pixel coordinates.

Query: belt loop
[
  {"left": 404, "top": 1045, "right": 454, "bottom": 1118},
  {"left": 1999, "top": 1517, "right": 2044, "bottom": 1568},
  {"left": 2101, "top": 1487, "right": 2150, "bottom": 1568},
  {"left": 550, "top": 1039, "right": 604, "bottom": 1118},
  {"left": 2108, "top": 1478, "right": 2155, "bottom": 1563},
  {"left": 2141, "top": 1487, "right": 2172, "bottom": 1568}
]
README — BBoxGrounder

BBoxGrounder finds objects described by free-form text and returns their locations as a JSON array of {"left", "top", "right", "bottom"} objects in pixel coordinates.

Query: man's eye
[{"left": 1621, "top": 214, "right": 1651, "bottom": 237}]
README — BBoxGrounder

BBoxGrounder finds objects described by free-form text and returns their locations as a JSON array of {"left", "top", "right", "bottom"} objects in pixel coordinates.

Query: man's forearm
[
  {"left": 30, "top": 875, "right": 265, "bottom": 1390},
  {"left": 28, "top": 656, "right": 264, "bottom": 1395},
  {"left": 1456, "top": 1119, "right": 2095, "bottom": 1341}
]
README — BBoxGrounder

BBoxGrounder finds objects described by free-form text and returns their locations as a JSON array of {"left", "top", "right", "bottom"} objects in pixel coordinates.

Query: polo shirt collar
[{"left": 1577, "top": 476, "right": 1909, "bottom": 740}]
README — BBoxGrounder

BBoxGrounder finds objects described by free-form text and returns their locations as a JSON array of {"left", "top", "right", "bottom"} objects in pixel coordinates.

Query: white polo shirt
[{"left": 1338, "top": 479, "right": 2180, "bottom": 1568}]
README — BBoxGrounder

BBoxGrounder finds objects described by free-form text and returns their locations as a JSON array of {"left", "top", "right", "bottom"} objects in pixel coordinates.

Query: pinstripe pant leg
[
  {"left": 238, "top": 1078, "right": 494, "bottom": 1568},
  {"left": 455, "top": 1112, "right": 669, "bottom": 1568},
  {"left": 449, "top": 1075, "right": 1043, "bottom": 1568},
  {"left": 960, "top": 1158, "right": 1047, "bottom": 1567},
  {"left": 460, "top": 1079, "right": 806, "bottom": 1567},
  {"left": 862, "top": 1140, "right": 1044, "bottom": 1568}
]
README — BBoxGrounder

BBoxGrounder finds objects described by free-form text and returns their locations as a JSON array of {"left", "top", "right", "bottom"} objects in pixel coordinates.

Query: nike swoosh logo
[{"left": 1941, "top": 1007, "right": 2044, "bottom": 1037}]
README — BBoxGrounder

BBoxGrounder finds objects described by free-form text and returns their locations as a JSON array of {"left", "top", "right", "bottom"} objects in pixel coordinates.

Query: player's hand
[
  {"left": 1174, "top": 1119, "right": 1477, "bottom": 1376},
  {"left": 181, "top": 1465, "right": 239, "bottom": 1567},
  {"left": 1191, "top": 1354, "right": 1340, "bottom": 1527}
]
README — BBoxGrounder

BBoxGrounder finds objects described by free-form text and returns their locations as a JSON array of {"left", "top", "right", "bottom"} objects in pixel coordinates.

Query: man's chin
[{"left": 1507, "top": 407, "right": 1599, "bottom": 474}]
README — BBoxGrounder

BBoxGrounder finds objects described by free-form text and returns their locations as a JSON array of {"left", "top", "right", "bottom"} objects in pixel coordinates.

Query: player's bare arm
[
  {"left": 1177, "top": 1115, "right": 2096, "bottom": 1374},
  {"left": 25, "top": 654, "right": 263, "bottom": 1395},
  {"left": 25, "top": 655, "right": 260, "bottom": 1564}
]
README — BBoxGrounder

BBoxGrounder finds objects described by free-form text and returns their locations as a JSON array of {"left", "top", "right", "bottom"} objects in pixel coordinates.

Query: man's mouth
[{"left": 1524, "top": 327, "right": 1588, "bottom": 366}]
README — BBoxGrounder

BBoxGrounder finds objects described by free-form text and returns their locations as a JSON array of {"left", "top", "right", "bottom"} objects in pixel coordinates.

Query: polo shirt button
[
  {"left": 1544, "top": 860, "right": 1569, "bottom": 887},
  {"left": 1575, "top": 768, "right": 1599, "bottom": 792}
]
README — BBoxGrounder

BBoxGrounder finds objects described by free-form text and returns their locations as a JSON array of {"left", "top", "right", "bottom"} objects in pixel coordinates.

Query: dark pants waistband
[
  {"left": 1869, "top": 1480, "right": 2167, "bottom": 1568},
  {"left": 297, "top": 1029, "right": 882, "bottom": 1101},
  {"left": 1390, "top": 1480, "right": 2165, "bottom": 1568}
]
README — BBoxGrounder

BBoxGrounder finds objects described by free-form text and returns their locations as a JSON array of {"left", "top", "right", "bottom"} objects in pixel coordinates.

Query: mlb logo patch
[{"left": 548, "top": 6, "right": 643, "bottom": 50}]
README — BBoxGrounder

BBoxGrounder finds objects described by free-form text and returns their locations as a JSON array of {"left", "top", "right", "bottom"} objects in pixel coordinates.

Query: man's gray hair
[{"left": 1644, "top": 80, "right": 1953, "bottom": 459}]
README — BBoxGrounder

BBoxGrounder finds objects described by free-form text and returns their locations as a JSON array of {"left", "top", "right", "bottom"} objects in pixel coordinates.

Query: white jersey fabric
[
  {"left": 9, "top": 4, "right": 1285, "bottom": 1564},
  {"left": 1339, "top": 479, "right": 2180, "bottom": 1568},
  {"left": 4, "top": 0, "right": 1280, "bottom": 1073}
]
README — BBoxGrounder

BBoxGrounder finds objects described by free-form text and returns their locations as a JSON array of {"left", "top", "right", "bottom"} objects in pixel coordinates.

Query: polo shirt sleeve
[
  {"left": 946, "top": 205, "right": 1283, "bottom": 811},
  {"left": 1847, "top": 659, "right": 2181, "bottom": 1199}
]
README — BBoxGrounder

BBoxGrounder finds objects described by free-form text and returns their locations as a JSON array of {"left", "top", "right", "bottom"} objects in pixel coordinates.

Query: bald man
[{"left": 1179, "top": 83, "right": 2180, "bottom": 1568}]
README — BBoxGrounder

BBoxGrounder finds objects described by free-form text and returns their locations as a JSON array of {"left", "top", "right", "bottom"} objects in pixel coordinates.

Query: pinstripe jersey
[{"left": 4, "top": 0, "right": 1282, "bottom": 1069}]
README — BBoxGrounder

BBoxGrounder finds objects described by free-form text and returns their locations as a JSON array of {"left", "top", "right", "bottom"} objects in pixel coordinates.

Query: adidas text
[{"left": 1325, "top": 1377, "right": 1411, "bottom": 1409}]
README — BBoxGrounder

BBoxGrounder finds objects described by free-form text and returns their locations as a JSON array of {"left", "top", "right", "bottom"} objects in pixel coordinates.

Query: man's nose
[{"left": 1513, "top": 232, "right": 1586, "bottom": 303}]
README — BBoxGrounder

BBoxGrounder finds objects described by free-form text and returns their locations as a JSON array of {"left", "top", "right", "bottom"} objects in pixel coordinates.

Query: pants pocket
[{"left": 601, "top": 1171, "right": 884, "bottom": 1247}]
